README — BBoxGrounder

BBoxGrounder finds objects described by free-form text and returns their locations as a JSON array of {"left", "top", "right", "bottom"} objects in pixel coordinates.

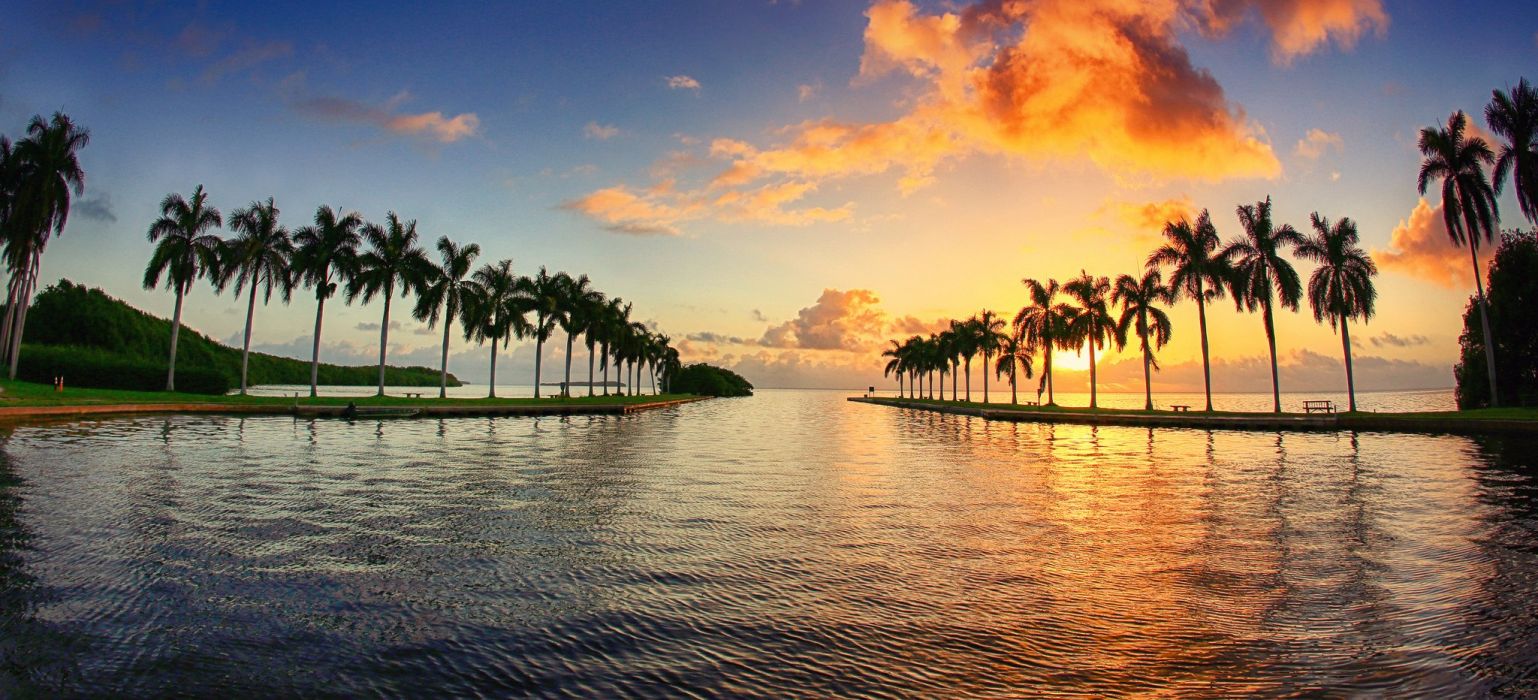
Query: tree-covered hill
[{"left": 18, "top": 279, "right": 456, "bottom": 390}]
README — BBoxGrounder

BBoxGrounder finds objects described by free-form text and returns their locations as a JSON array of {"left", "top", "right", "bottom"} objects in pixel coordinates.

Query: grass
[
  {"left": 869, "top": 395, "right": 1538, "bottom": 422},
  {"left": 0, "top": 378, "right": 692, "bottom": 409}
]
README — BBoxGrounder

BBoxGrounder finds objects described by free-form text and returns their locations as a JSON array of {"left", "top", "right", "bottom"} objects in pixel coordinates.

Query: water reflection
[{"left": 0, "top": 391, "right": 1533, "bottom": 696}]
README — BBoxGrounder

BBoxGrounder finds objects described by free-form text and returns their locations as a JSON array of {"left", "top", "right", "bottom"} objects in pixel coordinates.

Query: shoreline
[
  {"left": 849, "top": 396, "right": 1538, "bottom": 436},
  {"left": 0, "top": 395, "right": 709, "bottom": 423}
]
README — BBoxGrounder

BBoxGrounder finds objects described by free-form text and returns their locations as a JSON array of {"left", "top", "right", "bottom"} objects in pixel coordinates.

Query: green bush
[
  {"left": 668, "top": 363, "right": 753, "bottom": 397},
  {"left": 17, "top": 345, "right": 231, "bottom": 395}
]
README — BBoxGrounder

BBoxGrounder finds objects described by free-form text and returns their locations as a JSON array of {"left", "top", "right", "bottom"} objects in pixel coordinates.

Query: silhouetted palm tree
[
  {"left": 348, "top": 213, "right": 430, "bottom": 396},
  {"left": 882, "top": 338, "right": 906, "bottom": 397},
  {"left": 143, "top": 185, "right": 223, "bottom": 392},
  {"left": 1014, "top": 277, "right": 1074, "bottom": 405},
  {"left": 523, "top": 266, "right": 566, "bottom": 398},
  {"left": 1419, "top": 111, "right": 1501, "bottom": 405},
  {"left": 292, "top": 205, "right": 362, "bottom": 397},
  {"left": 1113, "top": 270, "right": 1174, "bottom": 411},
  {"left": 597, "top": 297, "right": 628, "bottom": 395},
  {"left": 3, "top": 113, "right": 89, "bottom": 379},
  {"left": 1298, "top": 213, "right": 1377, "bottom": 412},
  {"left": 1148, "top": 210, "right": 1230, "bottom": 411},
  {"left": 1223, "top": 197, "right": 1304, "bottom": 413},
  {"left": 974, "top": 310, "right": 1006, "bottom": 403},
  {"left": 558, "top": 273, "right": 602, "bottom": 397},
  {"left": 463, "top": 259, "right": 531, "bottom": 398},
  {"left": 1063, "top": 271, "right": 1120, "bottom": 409},
  {"left": 994, "top": 330, "right": 1034, "bottom": 405},
  {"left": 222, "top": 198, "right": 292, "bottom": 395},
  {"left": 413, "top": 237, "right": 481, "bottom": 398},
  {"left": 952, "top": 319, "right": 979, "bottom": 402},
  {"left": 1486, "top": 78, "right": 1538, "bottom": 224}
]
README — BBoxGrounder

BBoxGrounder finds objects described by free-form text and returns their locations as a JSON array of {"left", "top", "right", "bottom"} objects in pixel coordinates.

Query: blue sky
[{"left": 4, "top": 1, "right": 1537, "bottom": 390}]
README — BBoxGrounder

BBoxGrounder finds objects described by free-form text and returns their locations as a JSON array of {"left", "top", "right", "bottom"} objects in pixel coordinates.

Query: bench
[
  {"left": 1303, "top": 400, "right": 1335, "bottom": 414},
  {"left": 1023, "top": 401, "right": 1039, "bottom": 407},
  {"left": 1170, "top": 404, "right": 1190, "bottom": 412},
  {"left": 404, "top": 392, "right": 423, "bottom": 399}
]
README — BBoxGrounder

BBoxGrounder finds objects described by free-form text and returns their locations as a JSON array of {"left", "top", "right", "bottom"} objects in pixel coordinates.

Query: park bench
[
  {"left": 1170, "top": 404, "right": 1190, "bottom": 412},
  {"left": 1304, "top": 400, "right": 1336, "bottom": 414},
  {"left": 404, "top": 392, "right": 423, "bottom": 399}
]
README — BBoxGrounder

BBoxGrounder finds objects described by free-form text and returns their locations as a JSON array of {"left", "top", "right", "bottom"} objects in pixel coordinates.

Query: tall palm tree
[
  {"left": 597, "top": 297, "right": 628, "bottom": 395},
  {"left": 1063, "top": 271, "right": 1120, "bottom": 409},
  {"left": 348, "top": 212, "right": 430, "bottom": 396},
  {"left": 1223, "top": 197, "right": 1304, "bottom": 413},
  {"left": 1297, "top": 213, "right": 1377, "bottom": 412},
  {"left": 221, "top": 198, "right": 293, "bottom": 395},
  {"left": 413, "top": 236, "right": 481, "bottom": 398},
  {"left": 882, "top": 338, "right": 906, "bottom": 397},
  {"left": 143, "top": 185, "right": 223, "bottom": 392},
  {"left": 292, "top": 205, "right": 362, "bottom": 397},
  {"left": 522, "top": 266, "right": 566, "bottom": 398},
  {"left": 3, "top": 113, "right": 89, "bottom": 379},
  {"left": 994, "top": 329, "right": 1034, "bottom": 405},
  {"left": 463, "top": 259, "right": 531, "bottom": 398},
  {"left": 576, "top": 288, "right": 608, "bottom": 397},
  {"left": 1419, "top": 111, "right": 1501, "bottom": 405},
  {"left": 1486, "top": 78, "right": 1538, "bottom": 224},
  {"left": 558, "top": 273, "right": 603, "bottom": 397},
  {"left": 952, "top": 318, "right": 980, "bottom": 402},
  {"left": 1148, "top": 210, "right": 1230, "bottom": 411},
  {"left": 1014, "top": 277, "right": 1074, "bottom": 405},
  {"left": 1113, "top": 270, "right": 1174, "bottom": 411},
  {"left": 973, "top": 309, "right": 1006, "bottom": 403}
]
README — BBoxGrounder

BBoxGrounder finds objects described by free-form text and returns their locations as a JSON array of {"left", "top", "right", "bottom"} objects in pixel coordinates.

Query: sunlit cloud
[
  {"left": 1202, "top": 0, "right": 1389, "bottom": 65},
  {"left": 558, "top": 186, "right": 696, "bottom": 236},
  {"left": 1376, "top": 198, "right": 1488, "bottom": 289},
  {"left": 1294, "top": 128, "right": 1343, "bottom": 159},
  {"left": 666, "top": 75, "right": 702, "bottom": 91},
  {"left": 584, "top": 121, "right": 621, "bottom": 140},
  {"left": 294, "top": 90, "right": 480, "bottom": 143}
]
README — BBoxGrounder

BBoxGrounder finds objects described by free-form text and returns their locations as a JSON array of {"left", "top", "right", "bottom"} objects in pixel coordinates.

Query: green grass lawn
[
  {"left": 870, "top": 396, "right": 1538, "bottom": 421},
  {"left": 0, "top": 378, "right": 693, "bottom": 408}
]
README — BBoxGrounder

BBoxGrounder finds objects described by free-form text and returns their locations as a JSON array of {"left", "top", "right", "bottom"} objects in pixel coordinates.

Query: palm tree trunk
[
  {"left": 1196, "top": 282, "right": 1213, "bottom": 412},
  {"left": 951, "top": 361, "right": 958, "bottom": 399},
  {"left": 982, "top": 351, "right": 989, "bottom": 403},
  {"left": 586, "top": 340, "right": 596, "bottom": 397},
  {"left": 488, "top": 339, "right": 498, "bottom": 398},
  {"left": 1087, "top": 338, "right": 1097, "bottom": 409},
  {"left": 1010, "top": 364, "right": 1018, "bottom": 404},
  {"left": 1470, "top": 239, "right": 1500, "bottom": 406},
  {"left": 1262, "top": 298, "right": 1280, "bottom": 413},
  {"left": 1340, "top": 316, "right": 1357, "bottom": 412},
  {"left": 601, "top": 342, "right": 610, "bottom": 395},
  {"left": 0, "top": 280, "right": 18, "bottom": 366},
  {"left": 939, "top": 368, "right": 946, "bottom": 400},
  {"left": 1142, "top": 337, "right": 1153, "bottom": 411},
  {"left": 564, "top": 330, "right": 576, "bottom": 397},
  {"left": 964, "top": 357, "right": 972, "bottom": 402},
  {"left": 309, "top": 291, "right": 326, "bottom": 398},
  {"left": 376, "top": 283, "right": 393, "bottom": 397},
  {"left": 534, "top": 335, "right": 545, "bottom": 399},
  {"left": 438, "top": 313, "right": 452, "bottom": 399},
  {"left": 166, "top": 281, "right": 185, "bottom": 392},
  {"left": 240, "top": 274, "right": 258, "bottom": 395},
  {"left": 6, "top": 254, "right": 38, "bottom": 380}
]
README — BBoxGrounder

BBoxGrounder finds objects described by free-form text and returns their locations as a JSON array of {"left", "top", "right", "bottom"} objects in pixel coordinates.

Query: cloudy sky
[{"left": 4, "top": 1, "right": 1536, "bottom": 391}]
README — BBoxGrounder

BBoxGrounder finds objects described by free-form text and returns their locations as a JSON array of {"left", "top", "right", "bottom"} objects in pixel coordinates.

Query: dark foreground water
[{"left": 1, "top": 390, "right": 1536, "bottom": 697}]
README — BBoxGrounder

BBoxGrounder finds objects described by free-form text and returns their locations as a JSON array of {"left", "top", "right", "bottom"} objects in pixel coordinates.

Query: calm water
[{"left": 1, "top": 389, "right": 1535, "bottom": 696}]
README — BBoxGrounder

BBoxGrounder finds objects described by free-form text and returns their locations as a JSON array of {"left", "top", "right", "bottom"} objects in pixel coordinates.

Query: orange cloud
[
  {"left": 558, "top": 186, "right": 697, "bottom": 236},
  {"left": 1104, "top": 196, "right": 1198, "bottom": 233},
  {"left": 1294, "top": 128, "right": 1343, "bottom": 159},
  {"left": 1376, "top": 198, "right": 1489, "bottom": 288},
  {"left": 296, "top": 92, "right": 480, "bottom": 143},
  {"left": 1205, "top": 0, "right": 1389, "bottom": 64},
  {"left": 760, "top": 289, "right": 890, "bottom": 351}
]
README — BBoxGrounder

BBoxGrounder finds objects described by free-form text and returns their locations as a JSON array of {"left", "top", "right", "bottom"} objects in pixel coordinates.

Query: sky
[{"left": 3, "top": 0, "right": 1537, "bottom": 392}]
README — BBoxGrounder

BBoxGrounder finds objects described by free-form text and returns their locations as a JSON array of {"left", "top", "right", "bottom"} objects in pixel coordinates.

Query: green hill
[{"left": 13, "top": 279, "right": 457, "bottom": 393}]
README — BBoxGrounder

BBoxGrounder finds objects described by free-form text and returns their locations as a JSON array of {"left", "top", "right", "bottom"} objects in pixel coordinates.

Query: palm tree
[
  {"left": 1297, "top": 213, "right": 1377, "bottom": 412},
  {"left": 348, "top": 212, "right": 430, "bottom": 396},
  {"left": 993, "top": 329, "right": 1034, "bottom": 405},
  {"left": 597, "top": 297, "right": 628, "bottom": 395},
  {"left": 1148, "top": 210, "right": 1230, "bottom": 411},
  {"left": 1486, "top": 78, "right": 1538, "bottom": 224},
  {"left": 575, "top": 288, "right": 608, "bottom": 397},
  {"left": 1014, "top": 278, "right": 1074, "bottom": 405},
  {"left": 143, "top": 185, "right": 223, "bottom": 392},
  {"left": 3, "top": 113, "right": 89, "bottom": 379},
  {"left": 413, "top": 236, "right": 481, "bottom": 398},
  {"left": 221, "top": 198, "right": 293, "bottom": 395},
  {"left": 558, "top": 273, "right": 603, "bottom": 397},
  {"left": 974, "top": 309, "right": 1006, "bottom": 403},
  {"left": 292, "top": 206, "right": 363, "bottom": 398},
  {"left": 1419, "top": 111, "right": 1501, "bottom": 405},
  {"left": 463, "top": 259, "right": 531, "bottom": 398},
  {"left": 522, "top": 266, "right": 566, "bottom": 398},
  {"left": 1113, "top": 270, "right": 1174, "bottom": 411},
  {"left": 1223, "top": 197, "right": 1304, "bottom": 413},
  {"left": 1063, "top": 271, "right": 1120, "bottom": 409},
  {"left": 882, "top": 339, "right": 907, "bottom": 397},
  {"left": 953, "top": 318, "right": 980, "bottom": 402}
]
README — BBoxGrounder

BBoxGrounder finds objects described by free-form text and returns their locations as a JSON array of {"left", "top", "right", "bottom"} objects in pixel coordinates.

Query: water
[{"left": 1, "top": 389, "right": 1535, "bottom": 696}]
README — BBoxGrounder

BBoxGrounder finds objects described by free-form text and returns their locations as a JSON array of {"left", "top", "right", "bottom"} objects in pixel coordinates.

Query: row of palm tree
[
  {"left": 142, "top": 188, "right": 679, "bottom": 398},
  {"left": 884, "top": 198, "right": 1379, "bottom": 412},
  {"left": 0, "top": 113, "right": 91, "bottom": 381},
  {"left": 1416, "top": 77, "right": 1538, "bottom": 407}
]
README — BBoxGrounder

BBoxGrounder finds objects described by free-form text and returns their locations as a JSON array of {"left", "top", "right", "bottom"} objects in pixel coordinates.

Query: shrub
[
  {"left": 667, "top": 363, "right": 753, "bottom": 397},
  {"left": 16, "top": 345, "right": 230, "bottom": 395}
]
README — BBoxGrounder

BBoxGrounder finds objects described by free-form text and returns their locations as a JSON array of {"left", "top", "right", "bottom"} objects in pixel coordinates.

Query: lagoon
[{"left": 1, "top": 389, "right": 1535, "bottom": 696}]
